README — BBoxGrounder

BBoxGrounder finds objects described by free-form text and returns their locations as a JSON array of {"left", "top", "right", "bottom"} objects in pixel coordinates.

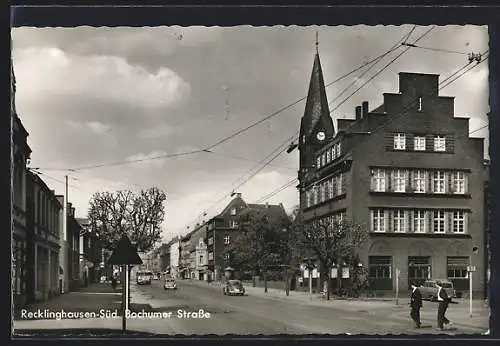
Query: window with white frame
[
  {"left": 330, "top": 147, "right": 335, "bottom": 160},
  {"left": 393, "top": 210, "right": 406, "bottom": 233},
  {"left": 326, "top": 150, "right": 331, "bottom": 163},
  {"left": 433, "top": 210, "right": 446, "bottom": 233},
  {"left": 452, "top": 171, "right": 466, "bottom": 194},
  {"left": 328, "top": 179, "right": 334, "bottom": 199},
  {"left": 336, "top": 173, "right": 343, "bottom": 195},
  {"left": 305, "top": 190, "right": 312, "bottom": 208},
  {"left": 230, "top": 220, "right": 238, "bottom": 228},
  {"left": 394, "top": 133, "right": 406, "bottom": 150},
  {"left": 433, "top": 171, "right": 445, "bottom": 193},
  {"left": 208, "top": 237, "right": 213, "bottom": 245},
  {"left": 393, "top": 170, "right": 406, "bottom": 192},
  {"left": 224, "top": 235, "right": 231, "bottom": 244},
  {"left": 418, "top": 97, "right": 423, "bottom": 111},
  {"left": 313, "top": 186, "right": 318, "bottom": 204},
  {"left": 413, "top": 170, "right": 426, "bottom": 193},
  {"left": 316, "top": 156, "right": 321, "bottom": 168},
  {"left": 434, "top": 136, "right": 446, "bottom": 152},
  {"left": 414, "top": 136, "right": 426, "bottom": 151},
  {"left": 452, "top": 211, "right": 466, "bottom": 233},
  {"left": 320, "top": 183, "right": 326, "bottom": 203},
  {"left": 230, "top": 207, "right": 236, "bottom": 215},
  {"left": 414, "top": 210, "right": 426, "bottom": 233},
  {"left": 337, "top": 142, "right": 341, "bottom": 157},
  {"left": 372, "top": 169, "right": 386, "bottom": 192},
  {"left": 225, "top": 253, "right": 230, "bottom": 261},
  {"left": 208, "top": 252, "right": 213, "bottom": 260},
  {"left": 322, "top": 153, "right": 326, "bottom": 167},
  {"left": 372, "top": 209, "right": 385, "bottom": 232}
]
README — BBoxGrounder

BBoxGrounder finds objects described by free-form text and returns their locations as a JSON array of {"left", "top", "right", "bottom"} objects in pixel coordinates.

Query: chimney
[
  {"left": 236, "top": 193, "right": 242, "bottom": 198},
  {"left": 355, "top": 106, "right": 362, "bottom": 120},
  {"left": 362, "top": 101, "right": 369, "bottom": 118}
]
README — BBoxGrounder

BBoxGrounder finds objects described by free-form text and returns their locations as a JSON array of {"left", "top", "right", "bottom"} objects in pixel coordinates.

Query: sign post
[
  {"left": 107, "top": 235, "right": 143, "bottom": 333},
  {"left": 467, "top": 265, "right": 476, "bottom": 318},
  {"left": 395, "top": 268, "right": 400, "bottom": 306}
]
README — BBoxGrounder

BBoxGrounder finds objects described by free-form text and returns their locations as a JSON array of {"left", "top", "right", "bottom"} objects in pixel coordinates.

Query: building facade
[
  {"left": 205, "top": 193, "right": 289, "bottom": 282},
  {"left": 76, "top": 218, "right": 103, "bottom": 284},
  {"left": 12, "top": 63, "right": 32, "bottom": 307},
  {"left": 297, "top": 51, "right": 485, "bottom": 297},
  {"left": 25, "top": 172, "right": 62, "bottom": 302}
]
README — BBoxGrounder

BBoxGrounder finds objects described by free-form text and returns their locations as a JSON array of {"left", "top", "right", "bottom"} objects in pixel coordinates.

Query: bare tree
[
  {"left": 88, "top": 187, "right": 167, "bottom": 253},
  {"left": 298, "top": 214, "right": 369, "bottom": 300}
]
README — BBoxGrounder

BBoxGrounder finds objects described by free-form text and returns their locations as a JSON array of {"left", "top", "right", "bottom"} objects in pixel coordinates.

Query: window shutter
[
  {"left": 383, "top": 210, "right": 389, "bottom": 232},
  {"left": 427, "top": 211, "right": 433, "bottom": 234},
  {"left": 464, "top": 212, "right": 469, "bottom": 234},
  {"left": 428, "top": 171, "right": 434, "bottom": 193},
  {"left": 447, "top": 211, "right": 453, "bottom": 234},
  {"left": 408, "top": 210, "right": 414, "bottom": 233},
  {"left": 371, "top": 172, "right": 376, "bottom": 191},
  {"left": 405, "top": 170, "right": 411, "bottom": 192},
  {"left": 388, "top": 210, "right": 394, "bottom": 233},
  {"left": 465, "top": 174, "right": 469, "bottom": 194},
  {"left": 447, "top": 172, "right": 453, "bottom": 194},
  {"left": 405, "top": 210, "right": 410, "bottom": 233},
  {"left": 389, "top": 170, "right": 395, "bottom": 192},
  {"left": 385, "top": 171, "right": 390, "bottom": 192},
  {"left": 370, "top": 210, "right": 374, "bottom": 232},
  {"left": 407, "top": 134, "right": 414, "bottom": 151}
]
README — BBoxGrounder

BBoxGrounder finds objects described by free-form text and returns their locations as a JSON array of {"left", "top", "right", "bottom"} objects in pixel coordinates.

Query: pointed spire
[
  {"left": 300, "top": 43, "right": 335, "bottom": 140},
  {"left": 315, "top": 31, "right": 319, "bottom": 54}
]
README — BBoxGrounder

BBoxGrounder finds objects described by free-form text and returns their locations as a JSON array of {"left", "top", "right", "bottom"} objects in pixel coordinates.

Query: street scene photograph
[{"left": 10, "top": 24, "right": 491, "bottom": 337}]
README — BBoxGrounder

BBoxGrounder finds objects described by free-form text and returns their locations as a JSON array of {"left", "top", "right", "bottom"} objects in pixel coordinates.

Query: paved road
[{"left": 131, "top": 279, "right": 486, "bottom": 335}]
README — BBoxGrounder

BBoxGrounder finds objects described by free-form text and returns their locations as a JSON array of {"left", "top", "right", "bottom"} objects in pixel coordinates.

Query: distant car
[
  {"left": 223, "top": 280, "right": 245, "bottom": 296},
  {"left": 136, "top": 271, "right": 153, "bottom": 285},
  {"left": 419, "top": 279, "right": 456, "bottom": 302},
  {"left": 164, "top": 278, "right": 177, "bottom": 290}
]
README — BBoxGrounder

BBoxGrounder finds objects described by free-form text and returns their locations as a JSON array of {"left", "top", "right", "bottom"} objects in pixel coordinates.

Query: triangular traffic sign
[{"left": 107, "top": 234, "right": 143, "bottom": 265}]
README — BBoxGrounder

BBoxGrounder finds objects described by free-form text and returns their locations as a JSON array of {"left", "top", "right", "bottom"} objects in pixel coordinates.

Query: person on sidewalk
[
  {"left": 436, "top": 281, "right": 452, "bottom": 330},
  {"left": 111, "top": 276, "right": 117, "bottom": 291},
  {"left": 410, "top": 284, "right": 423, "bottom": 328}
]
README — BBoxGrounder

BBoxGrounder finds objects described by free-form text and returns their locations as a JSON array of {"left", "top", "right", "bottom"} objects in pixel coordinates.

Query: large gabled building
[{"left": 297, "top": 49, "right": 486, "bottom": 297}]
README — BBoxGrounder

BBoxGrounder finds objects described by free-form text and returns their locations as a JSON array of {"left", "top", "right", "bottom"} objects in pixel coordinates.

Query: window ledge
[
  {"left": 369, "top": 191, "right": 471, "bottom": 198},
  {"left": 369, "top": 232, "right": 471, "bottom": 239},
  {"left": 386, "top": 149, "right": 454, "bottom": 154},
  {"left": 304, "top": 193, "right": 347, "bottom": 211}
]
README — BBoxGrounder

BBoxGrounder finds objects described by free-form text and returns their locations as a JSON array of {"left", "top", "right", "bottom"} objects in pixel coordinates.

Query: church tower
[{"left": 298, "top": 35, "right": 335, "bottom": 188}]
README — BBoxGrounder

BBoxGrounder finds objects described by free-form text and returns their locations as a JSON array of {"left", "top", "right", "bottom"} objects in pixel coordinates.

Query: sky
[{"left": 11, "top": 25, "right": 489, "bottom": 243}]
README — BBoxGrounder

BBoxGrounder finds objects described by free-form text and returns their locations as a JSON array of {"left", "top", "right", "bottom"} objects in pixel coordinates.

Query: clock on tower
[{"left": 316, "top": 131, "right": 326, "bottom": 141}]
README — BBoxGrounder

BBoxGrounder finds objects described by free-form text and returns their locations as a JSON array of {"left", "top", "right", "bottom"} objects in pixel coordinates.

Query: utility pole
[{"left": 62, "top": 174, "right": 68, "bottom": 293}]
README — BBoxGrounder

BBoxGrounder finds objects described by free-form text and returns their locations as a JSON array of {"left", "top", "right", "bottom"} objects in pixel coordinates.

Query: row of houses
[
  {"left": 149, "top": 194, "right": 288, "bottom": 282},
  {"left": 11, "top": 62, "right": 104, "bottom": 309}
]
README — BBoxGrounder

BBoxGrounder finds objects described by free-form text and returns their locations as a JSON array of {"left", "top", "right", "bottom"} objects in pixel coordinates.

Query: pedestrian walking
[
  {"left": 111, "top": 275, "right": 117, "bottom": 291},
  {"left": 410, "top": 284, "right": 423, "bottom": 328},
  {"left": 436, "top": 281, "right": 452, "bottom": 330}
]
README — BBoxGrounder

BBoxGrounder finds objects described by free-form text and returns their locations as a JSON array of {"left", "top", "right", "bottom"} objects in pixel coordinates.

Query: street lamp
[{"left": 469, "top": 246, "right": 479, "bottom": 318}]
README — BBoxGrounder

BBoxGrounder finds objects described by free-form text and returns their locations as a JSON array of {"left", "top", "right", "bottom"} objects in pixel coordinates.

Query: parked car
[
  {"left": 164, "top": 278, "right": 177, "bottom": 290},
  {"left": 223, "top": 280, "right": 245, "bottom": 296},
  {"left": 419, "top": 279, "right": 456, "bottom": 302},
  {"left": 136, "top": 271, "right": 153, "bottom": 285}
]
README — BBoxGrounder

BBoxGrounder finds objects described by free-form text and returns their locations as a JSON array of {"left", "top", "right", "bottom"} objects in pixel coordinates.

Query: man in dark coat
[
  {"left": 410, "top": 284, "right": 423, "bottom": 328},
  {"left": 436, "top": 281, "right": 452, "bottom": 330}
]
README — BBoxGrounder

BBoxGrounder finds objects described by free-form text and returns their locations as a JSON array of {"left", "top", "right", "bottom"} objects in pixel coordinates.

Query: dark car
[
  {"left": 223, "top": 280, "right": 245, "bottom": 296},
  {"left": 419, "top": 279, "right": 456, "bottom": 302}
]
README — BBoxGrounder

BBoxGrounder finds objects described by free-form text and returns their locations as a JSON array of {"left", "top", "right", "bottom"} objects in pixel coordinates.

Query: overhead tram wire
[
  {"left": 181, "top": 30, "right": 434, "bottom": 229},
  {"left": 253, "top": 178, "right": 299, "bottom": 204},
  {"left": 251, "top": 47, "right": 488, "bottom": 217},
  {"left": 330, "top": 26, "right": 436, "bottom": 113},
  {"left": 35, "top": 41, "right": 427, "bottom": 175},
  {"left": 328, "top": 25, "right": 417, "bottom": 107},
  {"left": 401, "top": 42, "right": 473, "bottom": 55}
]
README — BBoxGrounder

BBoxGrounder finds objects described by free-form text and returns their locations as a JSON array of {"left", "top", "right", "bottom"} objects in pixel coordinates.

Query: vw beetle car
[{"left": 223, "top": 280, "right": 245, "bottom": 296}]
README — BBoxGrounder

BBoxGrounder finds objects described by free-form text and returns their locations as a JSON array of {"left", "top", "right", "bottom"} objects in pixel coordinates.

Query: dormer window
[
  {"left": 434, "top": 136, "right": 446, "bottom": 152},
  {"left": 393, "top": 133, "right": 406, "bottom": 150},
  {"left": 418, "top": 97, "right": 423, "bottom": 112},
  {"left": 230, "top": 208, "right": 236, "bottom": 215}
]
